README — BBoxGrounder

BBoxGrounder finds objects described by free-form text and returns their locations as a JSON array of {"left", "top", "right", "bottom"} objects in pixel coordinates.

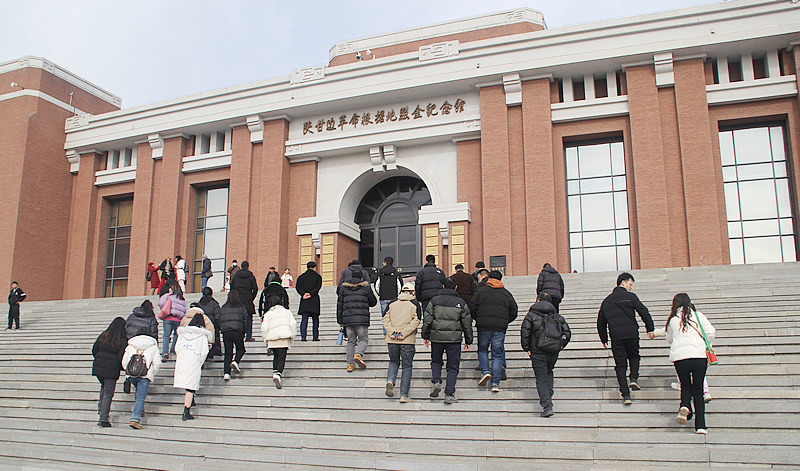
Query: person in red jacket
[{"left": 147, "top": 262, "right": 160, "bottom": 295}]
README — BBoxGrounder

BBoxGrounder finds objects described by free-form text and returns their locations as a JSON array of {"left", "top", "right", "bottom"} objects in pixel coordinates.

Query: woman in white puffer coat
[
  {"left": 664, "top": 293, "right": 715, "bottom": 435},
  {"left": 260, "top": 294, "right": 297, "bottom": 389},
  {"left": 173, "top": 314, "right": 212, "bottom": 420},
  {"left": 122, "top": 329, "right": 162, "bottom": 429}
]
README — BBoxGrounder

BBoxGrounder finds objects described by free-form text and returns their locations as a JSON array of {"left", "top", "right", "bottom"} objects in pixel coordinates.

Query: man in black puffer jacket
[
  {"left": 536, "top": 263, "right": 565, "bottom": 312},
  {"left": 422, "top": 277, "right": 472, "bottom": 404},
  {"left": 520, "top": 292, "right": 571, "bottom": 417},
  {"left": 337, "top": 270, "right": 377, "bottom": 372},
  {"left": 597, "top": 272, "right": 654, "bottom": 405},
  {"left": 415, "top": 254, "right": 446, "bottom": 312},
  {"left": 468, "top": 270, "right": 518, "bottom": 392},
  {"left": 230, "top": 261, "right": 258, "bottom": 341},
  {"left": 125, "top": 300, "right": 159, "bottom": 340}
]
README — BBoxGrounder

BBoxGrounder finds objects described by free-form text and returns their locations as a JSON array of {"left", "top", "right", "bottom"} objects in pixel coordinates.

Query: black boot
[
  {"left": 191, "top": 395, "right": 196, "bottom": 407},
  {"left": 182, "top": 406, "right": 194, "bottom": 421}
]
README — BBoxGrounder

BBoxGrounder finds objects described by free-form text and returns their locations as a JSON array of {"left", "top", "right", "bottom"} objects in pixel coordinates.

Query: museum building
[{"left": 2, "top": 0, "right": 800, "bottom": 300}]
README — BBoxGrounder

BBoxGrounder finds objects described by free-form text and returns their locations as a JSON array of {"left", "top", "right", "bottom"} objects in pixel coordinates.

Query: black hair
[
  {"left": 455, "top": 264, "right": 464, "bottom": 270},
  {"left": 265, "top": 294, "right": 284, "bottom": 311},
  {"left": 168, "top": 280, "right": 185, "bottom": 300},
  {"left": 232, "top": 259, "right": 237, "bottom": 263},
  {"left": 175, "top": 255, "right": 182, "bottom": 261},
  {"left": 189, "top": 313, "right": 206, "bottom": 328},
  {"left": 96, "top": 317, "right": 127, "bottom": 351},
  {"left": 443, "top": 277, "right": 456, "bottom": 290},
  {"left": 426, "top": 254, "right": 436, "bottom": 263},
  {"left": 543, "top": 263, "right": 551, "bottom": 269},
  {"left": 11, "top": 281, "right": 18, "bottom": 285},
  {"left": 307, "top": 261, "right": 317, "bottom": 269},
  {"left": 241, "top": 260, "right": 249, "bottom": 269},
  {"left": 488, "top": 270, "right": 503, "bottom": 280},
  {"left": 537, "top": 292, "right": 552, "bottom": 303},
  {"left": 224, "top": 289, "right": 242, "bottom": 308},
  {"left": 349, "top": 259, "right": 360, "bottom": 266},
  {"left": 139, "top": 299, "right": 155, "bottom": 317},
  {"left": 475, "top": 261, "right": 485, "bottom": 269},
  {"left": 384, "top": 256, "right": 393, "bottom": 265},
  {"left": 666, "top": 292, "right": 696, "bottom": 332},
  {"left": 617, "top": 272, "right": 634, "bottom": 287},
  {"left": 477, "top": 268, "right": 489, "bottom": 277}
]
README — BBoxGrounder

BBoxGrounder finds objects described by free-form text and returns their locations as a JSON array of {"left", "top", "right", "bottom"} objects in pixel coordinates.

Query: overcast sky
[{"left": 2, "top": 0, "right": 720, "bottom": 109}]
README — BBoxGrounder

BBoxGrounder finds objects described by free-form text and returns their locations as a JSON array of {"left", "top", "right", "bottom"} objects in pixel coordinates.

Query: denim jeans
[
  {"left": 245, "top": 313, "right": 254, "bottom": 340},
  {"left": 531, "top": 352, "right": 559, "bottom": 410},
  {"left": 430, "top": 342, "right": 461, "bottom": 395},
  {"left": 129, "top": 377, "right": 150, "bottom": 423},
  {"left": 345, "top": 325, "right": 369, "bottom": 365},
  {"left": 477, "top": 331, "right": 506, "bottom": 386},
  {"left": 96, "top": 376, "right": 116, "bottom": 423},
  {"left": 380, "top": 299, "right": 393, "bottom": 317},
  {"left": 387, "top": 344, "right": 415, "bottom": 397},
  {"left": 201, "top": 276, "right": 208, "bottom": 289},
  {"left": 162, "top": 320, "right": 180, "bottom": 355},
  {"left": 300, "top": 313, "right": 319, "bottom": 340}
]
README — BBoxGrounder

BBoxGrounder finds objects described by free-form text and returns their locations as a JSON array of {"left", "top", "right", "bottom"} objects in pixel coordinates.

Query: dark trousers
[
  {"left": 430, "top": 342, "right": 461, "bottom": 395},
  {"left": 245, "top": 313, "right": 254, "bottom": 340},
  {"left": 675, "top": 358, "right": 708, "bottom": 430},
  {"left": 550, "top": 297, "right": 561, "bottom": 313},
  {"left": 272, "top": 347, "right": 288, "bottom": 374},
  {"left": 300, "top": 313, "right": 319, "bottom": 340},
  {"left": 96, "top": 376, "right": 116, "bottom": 423},
  {"left": 7, "top": 304, "right": 19, "bottom": 329},
  {"left": 611, "top": 337, "right": 640, "bottom": 396},
  {"left": 531, "top": 352, "right": 559, "bottom": 411},
  {"left": 222, "top": 330, "right": 246, "bottom": 374}
]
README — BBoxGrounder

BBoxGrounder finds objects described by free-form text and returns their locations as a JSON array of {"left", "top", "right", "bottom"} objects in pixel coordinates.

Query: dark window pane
[
  {"left": 379, "top": 203, "right": 416, "bottom": 224},
  {"left": 114, "top": 239, "right": 130, "bottom": 266}
]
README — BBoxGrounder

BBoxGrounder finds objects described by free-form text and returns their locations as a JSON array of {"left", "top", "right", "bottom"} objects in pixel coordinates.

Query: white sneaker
[
  {"left": 696, "top": 428, "right": 708, "bottom": 434},
  {"left": 704, "top": 393, "right": 712, "bottom": 403},
  {"left": 399, "top": 396, "right": 411, "bottom": 403},
  {"left": 676, "top": 406, "right": 690, "bottom": 425},
  {"left": 670, "top": 382, "right": 680, "bottom": 390},
  {"left": 223, "top": 373, "right": 231, "bottom": 381},
  {"left": 231, "top": 361, "right": 240, "bottom": 374},
  {"left": 273, "top": 373, "right": 282, "bottom": 389}
]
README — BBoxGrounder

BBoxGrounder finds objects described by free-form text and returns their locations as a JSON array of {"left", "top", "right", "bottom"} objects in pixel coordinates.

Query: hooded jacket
[
  {"left": 337, "top": 264, "right": 370, "bottom": 286},
  {"left": 172, "top": 325, "right": 212, "bottom": 391},
  {"left": 375, "top": 265, "right": 402, "bottom": 301},
  {"left": 126, "top": 306, "right": 159, "bottom": 340},
  {"left": 336, "top": 279, "right": 377, "bottom": 326},
  {"left": 122, "top": 335, "right": 162, "bottom": 382},
  {"left": 230, "top": 268, "right": 258, "bottom": 314},
  {"left": 147, "top": 263, "right": 160, "bottom": 288},
  {"left": 597, "top": 286, "right": 654, "bottom": 343},
  {"left": 520, "top": 301, "right": 571, "bottom": 354},
  {"left": 383, "top": 292, "right": 421, "bottom": 345},
  {"left": 468, "top": 278, "right": 518, "bottom": 333},
  {"left": 180, "top": 307, "right": 215, "bottom": 342},
  {"left": 537, "top": 267, "right": 565, "bottom": 300},
  {"left": 422, "top": 288, "right": 473, "bottom": 344},
  {"left": 415, "top": 262, "right": 447, "bottom": 302},
  {"left": 295, "top": 268, "right": 322, "bottom": 314},
  {"left": 259, "top": 281, "right": 290, "bottom": 317},
  {"left": 219, "top": 302, "right": 248, "bottom": 333}
]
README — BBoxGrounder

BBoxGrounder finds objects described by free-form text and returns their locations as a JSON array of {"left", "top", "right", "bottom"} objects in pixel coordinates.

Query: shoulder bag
[
  {"left": 158, "top": 297, "right": 172, "bottom": 320},
  {"left": 689, "top": 319, "right": 718, "bottom": 366}
]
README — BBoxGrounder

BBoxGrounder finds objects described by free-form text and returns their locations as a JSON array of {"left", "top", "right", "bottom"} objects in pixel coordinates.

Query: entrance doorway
[{"left": 356, "top": 176, "right": 431, "bottom": 273}]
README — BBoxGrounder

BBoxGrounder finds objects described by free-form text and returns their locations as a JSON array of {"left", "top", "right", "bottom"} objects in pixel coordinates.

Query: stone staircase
[{"left": 0, "top": 262, "right": 798, "bottom": 469}]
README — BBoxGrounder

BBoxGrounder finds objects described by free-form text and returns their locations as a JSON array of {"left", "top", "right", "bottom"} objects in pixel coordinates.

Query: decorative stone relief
[
  {"left": 370, "top": 145, "right": 399, "bottom": 172},
  {"left": 66, "top": 150, "right": 80, "bottom": 174},
  {"left": 383, "top": 145, "right": 396, "bottom": 171},
  {"left": 654, "top": 52, "right": 675, "bottom": 88},
  {"left": 291, "top": 66, "right": 325, "bottom": 85},
  {"left": 65, "top": 114, "right": 92, "bottom": 131},
  {"left": 148, "top": 133, "right": 164, "bottom": 159},
  {"left": 247, "top": 115, "right": 263, "bottom": 143},
  {"left": 337, "top": 43, "right": 353, "bottom": 55},
  {"left": 503, "top": 73, "right": 522, "bottom": 106},
  {"left": 420, "top": 41, "right": 459, "bottom": 62},
  {"left": 465, "top": 120, "right": 481, "bottom": 130},
  {"left": 506, "top": 10, "right": 525, "bottom": 22},
  {"left": 370, "top": 146, "right": 382, "bottom": 172}
]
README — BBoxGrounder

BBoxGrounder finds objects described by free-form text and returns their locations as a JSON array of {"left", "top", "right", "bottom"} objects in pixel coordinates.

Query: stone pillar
[
  {"left": 448, "top": 222, "right": 469, "bottom": 275},
  {"left": 64, "top": 151, "right": 103, "bottom": 299},
  {"left": 673, "top": 59, "right": 725, "bottom": 266},
  {"left": 288, "top": 159, "right": 318, "bottom": 275},
  {"left": 456, "top": 139, "right": 483, "bottom": 270},
  {"left": 227, "top": 125, "right": 257, "bottom": 268},
  {"left": 127, "top": 142, "right": 156, "bottom": 297},
  {"left": 626, "top": 65, "right": 674, "bottom": 268},
  {"left": 299, "top": 236, "right": 316, "bottom": 271},
  {"left": 153, "top": 136, "right": 187, "bottom": 265},
  {"left": 521, "top": 78, "right": 558, "bottom": 273},
  {"left": 257, "top": 119, "right": 291, "bottom": 273},
  {"left": 479, "top": 85, "right": 513, "bottom": 273},
  {"left": 507, "top": 105, "right": 528, "bottom": 275},
  {"left": 422, "top": 224, "right": 443, "bottom": 268}
]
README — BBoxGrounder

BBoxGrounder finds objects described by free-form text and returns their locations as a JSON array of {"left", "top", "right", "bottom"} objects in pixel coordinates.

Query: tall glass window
[
  {"left": 194, "top": 187, "right": 228, "bottom": 292},
  {"left": 566, "top": 140, "right": 631, "bottom": 273},
  {"left": 105, "top": 199, "right": 133, "bottom": 297},
  {"left": 719, "top": 125, "right": 797, "bottom": 264}
]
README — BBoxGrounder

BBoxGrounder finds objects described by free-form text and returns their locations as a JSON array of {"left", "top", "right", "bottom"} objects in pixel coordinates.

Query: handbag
[
  {"left": 157, "top": 297, "right": 172, "bottom": 320},
  {"left": 204, "top": 270, "right": 213, "bottom": 278},
  {"left": 689, "top": 318, "right": 718, "bottom": 366}
]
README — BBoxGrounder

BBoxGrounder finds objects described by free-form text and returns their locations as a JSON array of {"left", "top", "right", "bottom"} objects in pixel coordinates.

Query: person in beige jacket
[{"left": 382, "top": 282, "right": 421, "bottom": 402}]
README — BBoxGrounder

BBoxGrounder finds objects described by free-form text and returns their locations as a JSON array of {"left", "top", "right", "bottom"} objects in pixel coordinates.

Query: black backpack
[
  {"left": 536, "top": 314, "right": 569, "bottom": 353},
  {"left": 145, "top": 271, "right": 152, "bottom": 282},
  {"left": 126, "top": 350, "right": 149, "bottom": 377}
]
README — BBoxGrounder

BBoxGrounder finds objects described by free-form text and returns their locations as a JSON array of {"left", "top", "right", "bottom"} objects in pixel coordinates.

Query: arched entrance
[{"left": 356, "top": 176, "right": 431, "bottom": 273}]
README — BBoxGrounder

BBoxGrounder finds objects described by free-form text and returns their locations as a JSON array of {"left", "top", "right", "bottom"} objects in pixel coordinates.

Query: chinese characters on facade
[{"left": 302, "top": 98, "right": 466, "bottom": 135}]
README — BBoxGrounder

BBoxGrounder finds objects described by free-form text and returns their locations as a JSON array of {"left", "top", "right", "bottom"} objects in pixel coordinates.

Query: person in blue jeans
[
  {"left": 158, "top": 281, "right": 187, "bottom": 361},
  {"left": 468, "top": 270, "right": 518, "bottom": 392},
  {"left": 122, "top": 328, "right": 162, "bottom": 429},
  {"left": 383, "top": 282, "right": 421, "bottom": 402}
]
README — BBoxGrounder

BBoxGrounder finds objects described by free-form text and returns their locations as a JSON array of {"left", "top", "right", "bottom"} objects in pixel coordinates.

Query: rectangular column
[
  {"left": 64, "top": 152, "right": 102, "bottom": 299},
  {"left": 153, "top": 137, "right": 187, "bottom": 265},
  {"left": 226, "top": 125, "right": 255, "bottom": 268},
  {"left": 626, "top": 65, "right": 674, "bottom": 268},
  {"left": 479, "top": 86, "right": 514, "bottom": 273},
  {"left": 507, "top": 106, "right": 528, "bottom": 275},
  {"left": 456, "top": 139, "right": 483, "bottom": 271},
  {"left": 288, "top": 159, "right": 318, "bottom": 275},
  {"left": 127, "top": 142, "right": 155, "bottom": 297},
  {"left": 257, "top": 119, "right": 291, "bottom": 274},
  {"left": 673, "top": 59, "right": 726, "bottom": 266}
]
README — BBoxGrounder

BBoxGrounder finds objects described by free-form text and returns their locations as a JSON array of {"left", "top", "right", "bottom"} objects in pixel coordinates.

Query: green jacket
[{"left": 422, "top": 289, "right": 473, "bottom": 344}]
